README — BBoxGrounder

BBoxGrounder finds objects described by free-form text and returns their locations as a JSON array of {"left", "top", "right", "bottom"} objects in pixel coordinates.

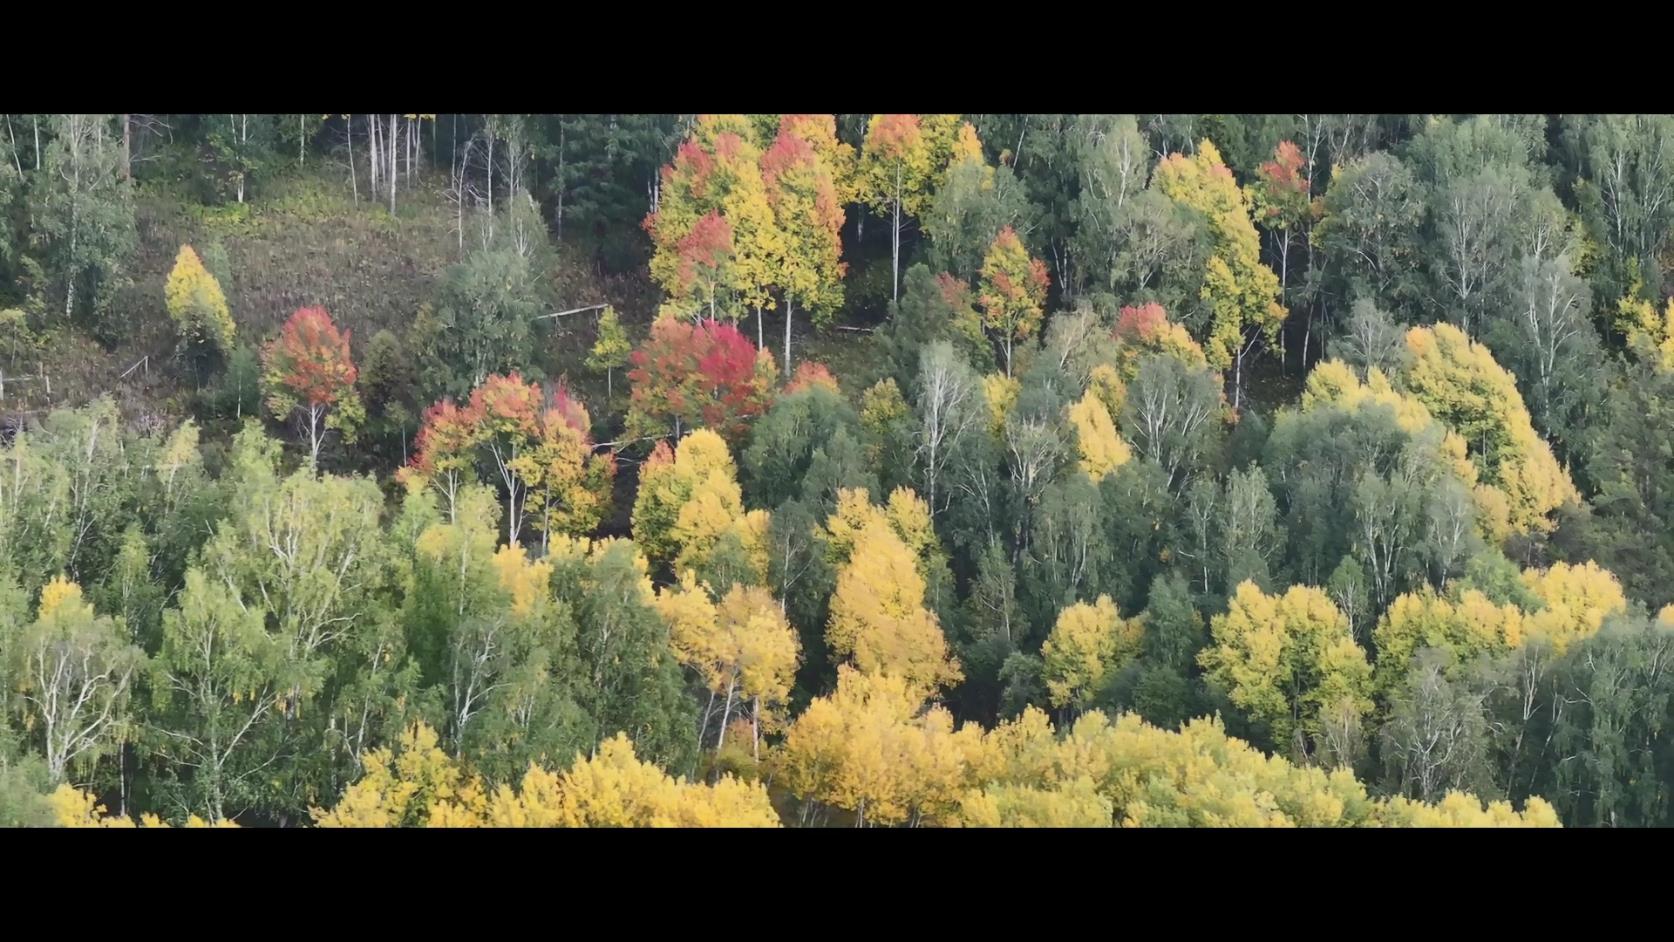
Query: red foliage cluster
[
  {"left": 867, "top": 114, "right": 923, "bottom": 161},
  {"left": 1260, "top": 141, "right": 1309, "bottom": 195},
  {"left": 409, "top": 373, "right": 600, "bottom": 477},
  {"left": 761, "top": 132, "right": 817, "bottom": 186},
  {"left": 675, "top": 212, "right": 734, "bottom": 295},
  {"left": 1115, "top": 303, "right": 1170, "bottom": 343},
  {"left": 936, "top": 272, "right": 972, "bottom": 309},
  {"left": 266, "top": 306, "right": 357, "bottom": 408},
  {"left": 712, "top": 132, "right": 744, "bottom": 164},
  {"left": 409, "top": 398, "right": 478, "bottom": 477},
  {"left": 545, "top": 380, "right": 591, "bottom": 436},
  {"left": 628, "top": 317, "right": 772, "bottom": 440},
  {"left": 785, "top": 361, "right": 839, "bottom": 395}
]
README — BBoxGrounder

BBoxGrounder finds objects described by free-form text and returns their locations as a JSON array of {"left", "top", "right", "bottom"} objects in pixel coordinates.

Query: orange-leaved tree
[{"left": 262, "top": 306, "right": 363, "bottom": 469}]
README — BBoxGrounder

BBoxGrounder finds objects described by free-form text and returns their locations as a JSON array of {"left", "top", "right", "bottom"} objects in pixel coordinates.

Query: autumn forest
[{"left": 1, "top": 113, "right": 1671, "bottom": 828}]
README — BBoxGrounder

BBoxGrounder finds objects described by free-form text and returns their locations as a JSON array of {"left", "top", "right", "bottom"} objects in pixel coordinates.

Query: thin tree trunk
[
  {"left": 891, "top": 166, "right": 902, "bottom": 302},
  {"left": 348, "top": 115, "right": 358, "bottom": 204},
  {"left": 120, "top": 114, "right": 131, "bottom": 180},
  {"left": 783, "top": 296, "right": 794, "bottom": 375},
  {"left": 716, "top": 677, "right": 737, "bottom": 751},
  {"left": 389, "top": 113, "right": 397, "bottom": 213}
]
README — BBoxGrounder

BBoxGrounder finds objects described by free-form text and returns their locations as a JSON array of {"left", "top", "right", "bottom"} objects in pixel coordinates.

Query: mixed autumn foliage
[{"left": 6, "top": 112, "right": 1674, "bottom": 828}]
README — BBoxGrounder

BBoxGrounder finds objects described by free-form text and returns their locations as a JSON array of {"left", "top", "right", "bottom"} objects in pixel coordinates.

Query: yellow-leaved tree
[
  {"left": 1399, "top": 323, "right": 1578, "bottom": 534},
  {"left": 1150, "top": 142, "right": 1285, "bottom": 408},
  {"left": 1066, "top": 392, "right": 1131, "bottom": 481},
  {"left": 1199, "top": 581, "right": 1373, "bottom": 765},
  {"left": 163, "top": 244, "right": 236, "bottom": 356},
  {"left": 827, "top": 518, "right": 961, "bottom": 695},
  {"left": 773, "top": 666, "right": 984, "bottom": 827},
  {"left": 1040, "top": 596, "right": 1144, "bottom": 712},
  {"left": 655, "top": 576, "right": 800, "bottom": 757},
  {"left": 631, "top": 428, "right": 739, "bottom": 566},
  {"left": 314, "top": 724, "right": 780, "bottom": 828}
]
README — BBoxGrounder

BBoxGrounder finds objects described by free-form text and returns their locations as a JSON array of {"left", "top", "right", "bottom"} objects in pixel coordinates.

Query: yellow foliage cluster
[
  {"left": 1066, "top": 393, "right": 1131, "bottom": 481},
  {"left": 1300, "top": 359, "right": 1512, "bottom": 540},
  {"left": 1520, "top": 560, "right": 1629, "bottom": 651},
  {"left": 490, "top": 544, "right": 556, "bottom": 619},
  {"left": 827, "top": 517, "right": 961, "bottom": 695},
  {"left": 163, "top": 244, "right": 237, "bottom": 354},
  {"left": 1040, "top": 596, "right": 1144, "bottom": 709},
  {"left": 1371, "top": 588, "right": 1525, "bottom": 693},
  {"left": 775, "top": 687, "right": 1557, "bottom": 828},
  {"left": 981, "top": 373, "right": 1020, "bottom": 436},
  {"left": 1617, "top": 287, "right": 1674, "bottom": 371},
  {"left": 634, "top": 429, "right": 768, "bottom": 582},
  {"left": 1198, "top": 582, "right": 1373, "bottom": 754},
  {"left": 314, "top": 723, "right": 780, "bottom": 828},
  {"left": 1151, "top": 141, "right": 1286, "bottom": 371},
  {"left": 655, "top": 575, "right": 801, "bottom": 738},
  {"left": 1401, "top": 324, "right": 1578, "bottom": 534},
  {"left": 773, "top": 667, "right": 984, "bottom": 827},
  {"left": 822, "top": 486, "right": 937, "bottom": 573},
  {"left": 52, "top": 786, "right": 236, "bottom": 828}
]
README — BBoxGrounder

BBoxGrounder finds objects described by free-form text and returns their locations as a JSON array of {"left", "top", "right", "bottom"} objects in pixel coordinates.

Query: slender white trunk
[
  {"left": 891, "top": 165, "right": 902, "bottom": 302},
  {"left": 348, "top": 115, "right": 358, "bottom": 204},
  {"left": 783, "top": 296, "right": 794, "bottom": 375}
]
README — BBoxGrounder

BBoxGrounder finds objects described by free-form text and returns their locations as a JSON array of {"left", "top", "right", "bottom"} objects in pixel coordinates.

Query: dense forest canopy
[{"left": 3, "top": 113, "right": 1673, "bottom": 828}]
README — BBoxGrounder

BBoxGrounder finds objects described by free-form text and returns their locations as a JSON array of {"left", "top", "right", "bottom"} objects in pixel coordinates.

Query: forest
[{"left": 1, "top": 113, "right": 1670, "bottom": 828}]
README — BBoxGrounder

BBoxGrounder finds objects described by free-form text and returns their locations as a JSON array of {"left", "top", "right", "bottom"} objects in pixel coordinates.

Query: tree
[
  {"left": 977, "top": 226, "right": 1049, "bottom": 376},
  {"left": 467, "top": 373, "right": 545, "bottom": 546},
  {"left": 762, "top": 126, "right": 845, "bottom": 373},
  {"left": 626, "top": 316, "right": 777, "bottom": 442},
  {"left": 924, "top": 124, "right": 1028, "bottom": 280},
  {"left": 881, "top": 265, "right": 992, "bottom": 389},
  {"left": 1120, "top": 354, "right": 1223, "bottom": 493},
  {"left": 1493, "top": 252, "right": 1598, "bottom": 449},
  {"left": 1199, "top": 581, "right": 1373, "bottom": 763},
  {"left": 428, "top": 244, "right": 546, "bottom": 395},
  {"left": 148, "top": 567, "right": 283, "bottom": 822},
  {"left": 1152, "top": 140, "right": 1286, "bottom": 408},
  {"left": 1315, "top": 151, "right": 1426, "bottom": 321},
  {"left": 858, "top": 115, "right": 935, "bottom": 304},
  {"left": 28, "top": 114, "right": 136, "bottom": 327},
  {"left": 827, "top": 519, "right": 962, "bottom": 696},
  {"left": 657, "top": 578, "right": 800, "bottom": 757},
  {"left": 632, "top": 429, "right": 738, "bottom": 567},
  {"left": 511, "top": 383, "right": 615, "bottom": 551},
  {"left": 912, "top": 342, "right": 984, "bottom": 517},
  {"left": 262, "top": 306, "right": 364, "bottom": 469},
  {"left": 774, "top": 665, "right": 980, "bottom": 827},
  {"left": 1400, "top": 322, "right": 1577, "bottom": 534},
  {"left": 163, "top": 245, "right": 236, "bottom": 358},
  {"left": 585, "top": 305, "right": 631, "bottom": 400},
  {"left": 1332, "top": 299, "right": 1408, "bottom": 379},
  {"left": 1377, "top": 649, "right": 1495, "bottom": 803},
  {"left": 1041, "top": 596, "right": 1143, "bottom": 713},
  {"left": 1248, "top": 141, "right": 1313, "bottom": 310},
  {"left": 645, "top": 118, "right": 782, "bottom": 327},
  {"left": 1065, "top": 391, "right": 1129, "bottom": 484},
  {"left": 10, "top": 577, "right": 143, "bottom": 783},
  {"left": 1561, "top": 114, "right": 1674, "bottom": 302},
  {"left": 567, "top": 539, "right": 697, "bottom": 770},
  {"left": 1070, "top": 115, "right": 1151, "bottom": 294}
]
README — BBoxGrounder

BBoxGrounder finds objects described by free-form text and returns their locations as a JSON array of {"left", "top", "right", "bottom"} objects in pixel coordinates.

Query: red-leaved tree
[
  {"left": 626, "top": 317, "right": 777, "bottom": 442},
  {"left": 403, "top": 373, "right": 614, "bottom": 546},
  {"left": 262, "top": 306, "right": 364, "bottom": 469}
]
